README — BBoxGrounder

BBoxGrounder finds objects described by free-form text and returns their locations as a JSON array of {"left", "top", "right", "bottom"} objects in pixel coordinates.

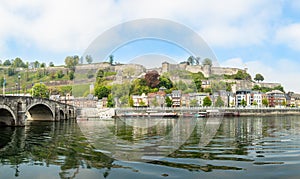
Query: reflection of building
[{"left": 266, "top": 90, "right": 286, "bottom": 107}]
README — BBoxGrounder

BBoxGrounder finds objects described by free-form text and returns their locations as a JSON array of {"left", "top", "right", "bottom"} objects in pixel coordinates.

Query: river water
[{"left": 1, "top": 116, "right": 300, "bottom": 178}]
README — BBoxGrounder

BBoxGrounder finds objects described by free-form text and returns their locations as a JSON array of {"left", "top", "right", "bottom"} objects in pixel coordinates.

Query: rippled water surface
[{"left": 1, "top": 116, "right": 300, "bottom": 178}]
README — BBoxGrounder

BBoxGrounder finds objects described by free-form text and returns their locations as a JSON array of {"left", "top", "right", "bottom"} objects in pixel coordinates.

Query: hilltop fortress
[
  {"left": 160, "top": 61, "right": 247, "bottom": 78},
  {"left": 74, "top": 61, "right": 280, "bottom": 92}
]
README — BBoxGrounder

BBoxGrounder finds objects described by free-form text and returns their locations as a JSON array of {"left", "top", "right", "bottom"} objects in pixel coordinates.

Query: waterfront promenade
[{"left": 77, "top": 107, "right": 300, "bottom": 119}]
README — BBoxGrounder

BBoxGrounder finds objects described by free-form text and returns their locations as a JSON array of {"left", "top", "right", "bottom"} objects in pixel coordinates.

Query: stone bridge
[{"left": 0, "top": 95, "right": 76, "bottom": 126}]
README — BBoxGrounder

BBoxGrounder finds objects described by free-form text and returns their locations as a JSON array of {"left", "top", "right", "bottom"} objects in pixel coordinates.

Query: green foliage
[
  {"left": 215, "top": 96, "right": 224, "bottom": 107},
  {"left": 85, "top": 55, "right": 93, "bottom": 64},
  {"left": 191, "top": 72, "right": 206, "bottom": 91},
  {"left": 7, "top": 68, "right": 15, "bottom": 76},
  {"left": 159, "top": 75, "right": 173, "bottom": 89},
  {"left": 69, "top": 70, "right": 74, "bottom": 80},
  {"left": 95, "top": 86, "right": 110, "bottom": 99},
  {"left": 34, "top": 61, "right": 40, "bottom": 68},
  {"left": 40, "top": 63, "right": 46, "bottom": 68},
  {"left": 12, "top": 57, "right": 26, "bottom": 68},
  {"left": 129, "top": 96, "right": 134, "bottom": 107},
  {"left": 203, "top": 96, "right": 212, "bottom": 107},
  {"left": 107, "top": 94, "right": 114, "bottom": 107},
  {"left": 253, "top": 101, "right": 258, "bottom": 106},
  {"left": 262, "top": 98, "right": 269, "bottom": 107},
  {"left": 202, "top": 58, "right": 212, "bottom": 66},
  {"left": 211, "top": 81, "right": 226, "bottom": 92},
  {"left": 49, "top": 62, "right": 54, "bottom": 67},
  {"left": 130, "top": 78, "right": 150, "bottom": 95},
  {"left": 56, "top": 70, "right": 64, "bottom": 79},
  {"left": 225, "top": 70, "right": 252, "bottom": 80},
  {"left": 165, "top": 96, "right": 172, "bottom": 107},
  {"left": 32, "top": 83, "right": 49, "bottom": 98},
  {"left": 87, "top": 70, "right": 94, "bottom": 79},
  {"left": 252, "top": 85, "right": 285, "bottom": 93},
  {"left": 109, "top": 55, "right": 114, "bottom": 65},
  {"left": 254, "top": 73, "right": 264, "bottom": 82},
  {"left": 241, "top": 99, "right": 247, "bottom": 107},
  {"left": 190, "top": 99, "right": 198, "bottom": 107},
  {"left": 65, "top": 56, "right": 79, "bottom": 71},
  {"left": 59, "top": 86, "right": 72, "bottom": 95},
  {"left": 3, "top": 59, "right": 11, "bottom": 66},
  {"left": 225, "top": 83, "right": 232, "bottom": 92}
]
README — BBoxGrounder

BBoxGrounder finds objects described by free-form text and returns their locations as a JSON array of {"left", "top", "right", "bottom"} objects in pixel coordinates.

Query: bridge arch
[
  {"left": 59, "top": 109, "right": 65, "bottom": 120},
  {"left": 26, "top": 102, "right": 55, "bottom": 121},
  {"left": 0, "top": 105, "right": 16, "bottom": 126}
]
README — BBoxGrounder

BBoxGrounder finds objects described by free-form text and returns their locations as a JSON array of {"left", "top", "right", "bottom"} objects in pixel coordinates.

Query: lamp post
[
  {"left": 15, "top": 83, "right": 18, "bottom": 95},
  {"left": 18, "top": 74, "right": 21, "bottom": 95},
  {"left": 227, "top": 93, "right": 230, "bottom": 108}
]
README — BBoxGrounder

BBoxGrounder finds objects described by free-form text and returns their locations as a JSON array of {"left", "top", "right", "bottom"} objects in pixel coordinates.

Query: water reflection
[{"left": 1, "top": 116, "right": 300, "bottom": 178}]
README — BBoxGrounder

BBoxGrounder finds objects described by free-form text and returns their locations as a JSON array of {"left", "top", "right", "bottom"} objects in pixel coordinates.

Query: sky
[{"left": 1, "top": 0, "right": 300, "bottom": 92}]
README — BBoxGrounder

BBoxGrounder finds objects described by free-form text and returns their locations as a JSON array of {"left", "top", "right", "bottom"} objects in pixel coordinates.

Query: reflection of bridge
[{"left": 0, "top": 96, "right": 76, "bottom": 126}]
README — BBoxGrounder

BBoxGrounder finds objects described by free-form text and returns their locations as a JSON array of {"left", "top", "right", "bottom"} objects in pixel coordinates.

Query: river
[{"left": 1, "top": 116, "right": 300, "bottom": 178}]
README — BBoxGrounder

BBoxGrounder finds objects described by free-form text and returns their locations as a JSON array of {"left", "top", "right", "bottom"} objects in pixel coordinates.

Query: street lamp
[
  {"left": 18, "top": 74, "right": 21, "bottom": 95},
  {"left": 15, "top": 83, "right": 18, "bottom": 95},
  {"left": 227, "top": 93, "right": 230, "bottom": 108}
]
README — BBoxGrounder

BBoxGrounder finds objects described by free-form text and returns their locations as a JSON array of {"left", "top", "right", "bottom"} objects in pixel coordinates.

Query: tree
[
  {"left": 252, "top": 85, "right": 261, "bottom": 91},
  {"left": 12, "top": 57, "right": 26, "bottom": 68},
  {"left": 195, "top": 57, "right": 200, "bottom": 65},
  {"left": 95, "top": 86, "right": 110, "bottom": 99},
  {"left": 40, "top": 62, "right": 46, "bottom": 68},
  {"left": 109, "top": 55, "right": 114, "bottom": 65},
  {"left": 3, "top": 59, "right": 11, "bottom": 66},
  {"left": 203, "top": 96, "right": 212, "bottom": 107},
  {"left": 107, "top": 94, "right": 114, "bottom": 107},
  {"left": 56, "top": 70, "right": 64, "bottom": 78},
  {"left": 190, "top": 99, "right": 198, "bottom": 107},
  {"left": 145, "top": 70, "right": 160, "bottom": 88},
  {"left": 34, "top": 61, "right": 40, "bottom": 69},
  {"left": 165, "top": 96, "right": 172, "bottom": 107},
  {"left": 129, "top": 96, "right": 134, "bottom": 107},
  {"left": 32, "top": 83, "right": 49, "bottom": 98},
  {"left": 254, "top": 74, "right": 264, "bottom": 83},
  {"left": 7, "top": 68, "right": 15, "bottom": 76},
  {"left": 262, "top": 98, "right": 269, "bottom": 107},
  {"left": 215, "top": 96, "right": 224, "bottom": 107},
  {"left": 69, "top": 71, "right": 74, "bottom": 80},
  {"left": 87, "top": 70, "right": 94, "bottom": 79},
  {"left": 49, "top": 62, "right": 54, "bottom": 67},
  {"left": 202, "top": 58, "right": 212, "bottom": 66},
  {"left": 253, "top": 101, "right": 258, "bottom": 106},
  {"left": 85, "top": 55, "right": 93, "bottom": 64},
  {"left": 187, "top": 56, "right": 195, "bottom": 65},
  {"left": 241, "top": 99, "right": 247, "bottom": 107},
  {"left": 273, "top": 85, "right": 285, "bottom": 93},
  {"left": 159, "top": 75, "right": 173, "bottom": 89},
  {"left": 65, "top": 56, "right": 79, "bottom": 71}
]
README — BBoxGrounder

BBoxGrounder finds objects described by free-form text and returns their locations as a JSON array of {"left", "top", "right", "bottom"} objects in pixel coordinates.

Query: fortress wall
[
  {"left": 258, "top": 82, "right": 281, "bottom": 88},
  {"left": 185, "top": 65, "right": 203, "bottom": 73},
  {"left": 211, "top": 67, "right": 243, "bottom": 76}
]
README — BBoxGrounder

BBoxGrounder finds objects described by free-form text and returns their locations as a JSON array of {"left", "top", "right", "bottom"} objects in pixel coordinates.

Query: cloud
[
  {"left": 0, "top": 0, "right": 284, "bottom": 57},
  {"left": 275, "top": 23, "right": 300, "bottom": 51},
  {"left": 221, "top": 58, "right": 300, "bottom": 93}
]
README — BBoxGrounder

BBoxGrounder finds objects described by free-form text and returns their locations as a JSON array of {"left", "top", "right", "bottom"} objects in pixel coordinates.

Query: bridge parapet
[{"left": 0, "top": 95, "right": 76, "bottom": 126}]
